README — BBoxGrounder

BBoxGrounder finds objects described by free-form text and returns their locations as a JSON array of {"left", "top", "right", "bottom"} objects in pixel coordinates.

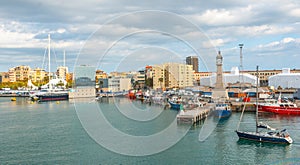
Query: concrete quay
[{"left": 177, "top": 105, "right": 212, "bottom": 124}]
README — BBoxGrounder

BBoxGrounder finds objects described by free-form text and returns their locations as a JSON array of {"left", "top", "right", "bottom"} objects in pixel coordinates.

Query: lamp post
[
  {"left": 239, "top": 44, "right": 244, "bottom": 72},
  {"left": 239, "top": 44, "right": 244, "bottom": 89}
]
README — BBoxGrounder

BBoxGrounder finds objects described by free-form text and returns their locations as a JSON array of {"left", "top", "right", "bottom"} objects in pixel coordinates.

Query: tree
[
  {"left": 145, "top": 78, "right": 153, "bottom": 88},
  {"left": 158, "top": 77, "right": 164, "bottom": 89}
]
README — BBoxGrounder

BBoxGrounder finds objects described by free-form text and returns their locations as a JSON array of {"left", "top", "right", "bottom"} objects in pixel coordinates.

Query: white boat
[
  {"left": 236, "top": 66, "right": 293, "bottom": 144},
  {"left": 33, "top": 34, "right": 69, "bottom": 102}
]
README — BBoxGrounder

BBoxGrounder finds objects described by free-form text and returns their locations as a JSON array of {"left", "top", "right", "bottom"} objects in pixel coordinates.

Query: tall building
[
  {"left": 134, "top": 70, "right": 146, "bottom": 89},
  {"left": 152, "top": 63, "right": 194, "bottom": 90},
  {"left": 186, "top": 56, "right": 198, "bottom": 72},
  {"left": 152, "top": 65, "right": 166, "bottom": 90},
  {"left": 56, "top": 66, "right": 68, "bottom": 80},
  {"left": 69, "top": 65, "right": 96, "bottom": 98}
]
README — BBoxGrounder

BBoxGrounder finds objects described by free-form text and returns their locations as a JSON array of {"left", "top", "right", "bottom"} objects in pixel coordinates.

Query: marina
[
  {"left": 1, "top": 0, "right": 300, "bottom": 164},
  {"left": 1, "top": 97, "right": 300, "bottom": 164}
]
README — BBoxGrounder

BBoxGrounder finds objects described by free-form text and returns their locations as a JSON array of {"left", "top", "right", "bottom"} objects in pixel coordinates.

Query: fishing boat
[
  {"left": 33, "top": 34, "right": 69, "bottom": 102},
  {"left": 257, "top": 94, "right": 300, "bottom": 115},
  {"left": 168, "top": 95, "right": 183, "bottom": 110},
  {"left": 213, "top": 102, "right": 232, "bottom": 118},
  {"left": 168, "top": 100, "right": 182, "bottom": 110},
  {"left": 261, "top": 105, "right": 300, "bottom": 115},
  {"left": 235, "top": 66, "right": 293, "bottom": 144}
]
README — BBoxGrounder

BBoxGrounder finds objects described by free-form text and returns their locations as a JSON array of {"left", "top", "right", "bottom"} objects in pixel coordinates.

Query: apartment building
[
  {"left": 186, "top": 56, "right": 198, "bottom": 72},
  {"left": 56, "top": 66, "right": 68, "bottom": 80},
  {"left": 152, "top": 63, "right": 194, "bottom": 90},
  {"left": 8, "top": 65, "right": 31, "bottom": 82},
  {"left": 29, "top": 68, "right": 48, "bottom": 83},
  {"left": 0, "top": 72, "right": 10, "bottom": 83}
]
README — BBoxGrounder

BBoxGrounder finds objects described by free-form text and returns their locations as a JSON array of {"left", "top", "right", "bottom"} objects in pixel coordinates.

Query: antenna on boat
[{"left": 48, "top": 34, "right": 52, "bottom": 90}]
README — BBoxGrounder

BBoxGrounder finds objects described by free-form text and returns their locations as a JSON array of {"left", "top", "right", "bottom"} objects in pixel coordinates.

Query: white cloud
[
  {"left": 1, "top": 0, "right": 300, "bottom": 71},
  {"left": 207, "top": 25, "right": 294, "bottom": 39},
  {"left": 57, "top": 28, "right": 66, "bottom": 34},
  {"left": 257, "top": 37, "right": 300, "bottom": 49}
]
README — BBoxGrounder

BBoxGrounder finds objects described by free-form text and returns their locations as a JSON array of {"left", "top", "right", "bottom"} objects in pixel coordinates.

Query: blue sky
[{"left": 0, "top": 0, "right": 299, "bottom": 73}]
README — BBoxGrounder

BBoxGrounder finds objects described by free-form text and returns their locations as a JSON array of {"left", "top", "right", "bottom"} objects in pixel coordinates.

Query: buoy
[
  {"left": 11, "top": 97, "right": 16, "bottom": 101},
  {"left": 56, "top": 101, "right": 60, "bottom": 104}
]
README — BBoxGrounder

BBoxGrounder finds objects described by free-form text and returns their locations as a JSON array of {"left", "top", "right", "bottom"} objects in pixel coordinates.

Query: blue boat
[
  {"left": 213, "top": 103, "right": 232, "bottom": 118},
  {"left": 36, "top": 92, "right": 69, "bottom": 102},
  {"left": 236, "top": 129, "right": 293, "bottom": 144},
  {"left": 168, "top": 100, "right": 182, "bottom": 110}
]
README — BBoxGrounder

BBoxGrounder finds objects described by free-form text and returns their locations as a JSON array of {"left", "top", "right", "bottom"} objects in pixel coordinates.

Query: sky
[{"left": 0, "top": 0, "right": 300, "bottom": 73}]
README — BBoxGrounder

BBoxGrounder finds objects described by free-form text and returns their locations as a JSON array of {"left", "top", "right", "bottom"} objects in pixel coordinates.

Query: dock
[
  {"left": 177, "top": 105, "right": 212, "bottom": 124},
  {"left": 231, "top": 102, "right": 256, "bottom": 112}
]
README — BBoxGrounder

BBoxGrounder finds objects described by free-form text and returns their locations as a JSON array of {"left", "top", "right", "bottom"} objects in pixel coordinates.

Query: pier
[
  {"left": 177, "top": 105, "right": 212, "bottom": 124},
  {"left": 231, "top": 102, "right": 256, "bottom": 112}
]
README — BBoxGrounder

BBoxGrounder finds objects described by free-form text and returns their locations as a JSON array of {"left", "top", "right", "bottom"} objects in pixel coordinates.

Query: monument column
[{"left": 212, "top": 51, "right": 228, "bottom": 100}]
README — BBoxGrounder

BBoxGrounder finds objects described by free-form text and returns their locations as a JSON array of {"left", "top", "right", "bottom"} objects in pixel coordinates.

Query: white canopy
[{"left": 269, "top": 69, "right": 300, "bottom": 88}]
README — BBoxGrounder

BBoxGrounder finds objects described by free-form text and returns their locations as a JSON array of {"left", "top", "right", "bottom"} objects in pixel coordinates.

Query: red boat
[
  {"left": 260, "top": 104, "right": 300, "bottom": 115},
  {"left": 257, "top": 95, "right": 300, "bottom": 115}
]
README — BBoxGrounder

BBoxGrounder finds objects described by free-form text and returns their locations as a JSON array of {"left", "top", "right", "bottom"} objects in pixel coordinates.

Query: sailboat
[
  {"left": 34, "top": 34, "right": 69, "bottom": 102},
  {"left": 235, "top": 66, "right": 293, "bottom": 144}
]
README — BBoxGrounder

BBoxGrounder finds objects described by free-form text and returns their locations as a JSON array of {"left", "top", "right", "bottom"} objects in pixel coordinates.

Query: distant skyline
[{"left": 0, "top": 1, "right": 300, "bottom": 73}]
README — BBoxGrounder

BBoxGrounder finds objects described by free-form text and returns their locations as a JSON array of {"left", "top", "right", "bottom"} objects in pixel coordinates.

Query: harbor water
[{"left": 1, "top": 97, "right": 300, "bottom": 164}]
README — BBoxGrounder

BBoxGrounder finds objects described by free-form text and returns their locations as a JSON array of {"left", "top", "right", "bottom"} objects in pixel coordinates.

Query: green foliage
[
  {"left": 0, "top": 81, "right": 27, "bottom": 90},
  {"left": 145, "top": 78, "right": 153, "bottom": 88}
]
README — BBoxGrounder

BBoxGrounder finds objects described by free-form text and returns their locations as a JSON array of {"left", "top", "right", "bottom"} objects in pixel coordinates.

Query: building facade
[
  {"left": 0, "top": 72, "right": 10, "bottom": 83},
  {"left": 152, "top": 65, "right": 166, "bottom": 90},
  {"left": 8, "top": 65, "right": 31, "bottom": 82},
  {"left": 186, "top": 56, "right": 198, "bottom": 72},
  {"left": 152, "top": 63, "right": 194, "bottom": 90},
  {"left": 98, "top": 77, "right": 131, "bottom": 92},
  {"left": 69, "top": 65, "right": 96, "bottom": 98},
  {"left": 29, "top": 68, "right": 48, "bottom": 83},
  {"left": 56, "top": 66, "right": 68, "bottom": 80}
]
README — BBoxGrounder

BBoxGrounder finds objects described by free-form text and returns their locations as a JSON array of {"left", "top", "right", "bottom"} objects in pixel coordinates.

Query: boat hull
[
  {"left": 261, "top": 106, "right": 300, "bottom": 115},
  {"left": 213, "top": 103, "right": 232, "bottom": 118},
  {"left": 213, "top": 109, "right": 232, "bottom": 118},
  {"left": 168, "top": 101, "right": 182, "bottom": 110},
  {"left": 37, "top": 93, "right": 69, "bottom": 102},
  {"left": 236, "top": 130, "right": 293, "bottom": 144}
]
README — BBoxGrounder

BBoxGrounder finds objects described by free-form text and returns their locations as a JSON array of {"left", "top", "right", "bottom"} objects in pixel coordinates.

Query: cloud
[
  {"left": 257, "top": 37, "right": 300, "bottom": 50},
  {"left": 0, "top": 0, "right": 300, "bottom": 72}
]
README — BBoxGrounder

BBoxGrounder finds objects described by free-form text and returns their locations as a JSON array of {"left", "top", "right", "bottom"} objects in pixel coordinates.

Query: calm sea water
[{"left": 1, "top": 97, "right": 300, "bottom": 164}]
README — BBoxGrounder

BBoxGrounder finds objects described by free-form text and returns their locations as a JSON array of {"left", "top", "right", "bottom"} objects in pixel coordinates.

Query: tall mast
[
  {"left": 48, "top": 34, "right": 51, "bottom": 90},
  {"left": 255, "top": 65, "right": 259, "bottom": 133}
]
